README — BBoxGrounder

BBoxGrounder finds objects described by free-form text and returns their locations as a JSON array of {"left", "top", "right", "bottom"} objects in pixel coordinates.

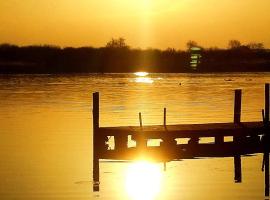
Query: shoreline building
[{"left": 190, "top": 47, "right": 202, "bottom": 70}]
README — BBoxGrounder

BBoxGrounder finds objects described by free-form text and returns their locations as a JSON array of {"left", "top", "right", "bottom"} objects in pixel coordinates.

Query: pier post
[
  {"left": 137, "top": 112, "right": 147, "bottom": 150},
  {"left": 234, "top": 90, "right": 242, "bottom": 124},
  {"left": 266, "top": 153, "right": 269, "bottom": 196},
  {"left": 163, "top": 108, "right": 167, "bottom": 170},
  {"left": 163, "top": 162, "right": 167, "bottom": 171},
  {"left": 164, "top": 108, "right": 167, "bottom": 127},
  {"left": 233, "top": 89, "right": 242, "bottom": 183},
  {"left": 115, "top": 135, "right": 128, "bottom": 151},
  {"left": 264, "top": 83, "right": 269, "bottom": 196},
  {"left": 139, "top": 112, "right": 143, "bottom": 128},
  {"left": 93, "top": 92, "right": 100, "bottom": 191},
  {"left": 265, "top": 84, "right": 269, "bottom": 122},
  {"left": 215, "top": 136, "right": 224, "bottom": 144}
]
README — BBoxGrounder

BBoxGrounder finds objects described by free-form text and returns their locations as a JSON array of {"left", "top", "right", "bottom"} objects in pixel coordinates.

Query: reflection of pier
[{"left": 92, "top": 84, "right": 270, "bottom": 196}]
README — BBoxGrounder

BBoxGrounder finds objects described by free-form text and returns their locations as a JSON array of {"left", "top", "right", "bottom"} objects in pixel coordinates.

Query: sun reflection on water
[
  {"left": 125, "top": 161, "right": 163, "bottom": 200},
  {"left": 134, "top": 71, "right": 153, "bottom": 83},
  {"left": 135, "top": 77, "right": 154, "bottom": 83}
]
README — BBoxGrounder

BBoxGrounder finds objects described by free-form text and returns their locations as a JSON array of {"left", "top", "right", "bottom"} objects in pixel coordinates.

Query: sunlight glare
[
  {"left": 134, "top": 72, "right": 153, "bottom": 83},
  {"left": 125, "top": 161, "right": 162, "bottom": 200},
  {"left": 134, "top": 72, "right": 149, "bottom": 77},
  {"left": 135, "top": 77, "right": 154, "bottom": 84}
]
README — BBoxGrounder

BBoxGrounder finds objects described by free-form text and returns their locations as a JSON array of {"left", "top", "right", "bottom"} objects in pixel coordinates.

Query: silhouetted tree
[
  {"left": 247, "top": 42, "right": 264, "bottom": 50},
  {"left": 165, "top": 48, "right": 177, "bottom": 54},
  {"left": 0, "top": 43, "right": 18, "bottom": 48},
  {"left": 207, "top": 46, "right": 220, "bottom": 51},
  {"left": 228, "top": 40, "right": 241, "bottom": 49},
  {"left": 186, "top": 40, "right": 199, "bottom": 50},
  {"left": 105, "top": 37, "right": 129, "bottom": 49}
]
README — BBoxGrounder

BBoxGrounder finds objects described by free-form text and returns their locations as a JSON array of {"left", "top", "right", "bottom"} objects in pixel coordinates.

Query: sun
[
  {"left": 134, "top": 72, "right": 149, "bottom": 77},
  {"left": 125, "top": 161, "right": 162, "bottom": 200}
]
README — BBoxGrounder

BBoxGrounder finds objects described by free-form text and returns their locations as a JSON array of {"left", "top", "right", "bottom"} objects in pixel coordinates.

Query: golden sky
[{"left": 0, "top": 0, "right": 269, "bottom": 49}]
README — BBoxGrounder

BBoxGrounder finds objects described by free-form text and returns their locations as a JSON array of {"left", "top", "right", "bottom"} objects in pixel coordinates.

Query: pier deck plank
[{"left": 99, "top": 121, "right": 264, "bottom": 138}]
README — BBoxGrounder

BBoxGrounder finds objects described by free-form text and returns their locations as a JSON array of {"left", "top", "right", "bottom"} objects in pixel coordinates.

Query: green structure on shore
[{"left": 190, "top": 47, "right": 202, "bottom": 70}]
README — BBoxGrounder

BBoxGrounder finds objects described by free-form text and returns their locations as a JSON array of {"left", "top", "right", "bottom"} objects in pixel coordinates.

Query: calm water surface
[{"left": 0, "top": 73, "right": 270, "bottom": 200}]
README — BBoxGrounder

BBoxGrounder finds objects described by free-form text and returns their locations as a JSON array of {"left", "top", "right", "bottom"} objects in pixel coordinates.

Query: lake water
[{"left": 0, "top": 72, "right": 270, "bottom": 200}]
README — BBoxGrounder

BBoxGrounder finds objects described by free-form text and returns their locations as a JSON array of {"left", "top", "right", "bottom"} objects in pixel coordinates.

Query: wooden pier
[{"left": 92, "top": 84, "right": 270, "bottom": 196}]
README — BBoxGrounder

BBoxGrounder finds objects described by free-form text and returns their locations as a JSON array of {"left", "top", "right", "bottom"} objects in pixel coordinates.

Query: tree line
[{"left": 0, "top": 38, "right": 269, "bottom": 74}]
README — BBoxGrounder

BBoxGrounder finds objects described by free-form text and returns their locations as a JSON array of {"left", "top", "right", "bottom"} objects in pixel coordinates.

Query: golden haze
[{"left": 0, "top": 0, "right": 270, "bottom": 49}]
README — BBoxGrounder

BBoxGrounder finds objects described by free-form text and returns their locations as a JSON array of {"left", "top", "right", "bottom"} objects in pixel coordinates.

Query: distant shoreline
[{"left": 0, "top": 44, "right": 269, "bottom": 74}]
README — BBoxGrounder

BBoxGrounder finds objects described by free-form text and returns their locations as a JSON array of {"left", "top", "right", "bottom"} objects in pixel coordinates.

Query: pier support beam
[
  {"left": 93, "top": 92, "right": 100, "bottom": 191},
  {"left": 115, "top": 135, "right": 128, "bottom": 151},
  {"left": 137, "top": 112, "right": 147, "bottom": 150},
  {"left": 233, "top": 89, "right": 242, "bottom": 183},
  {"left": 234, "top": 154, "right": 242, "bottom": 183},
  {"left": 234, "top": 89, "right": 242, "bottom": 124},
  {"left": 264, "top": 84, "right": 269, "bottom": 196},
  {"left": 215, "top": 136, "right": 224, "bottom": 144},
  {"left": 163, "top": 108, "right": 167, "bottom": 170},
  {"left": 163, "top": 108, "right": 167, "bottom": 127},
  {"left": 265, "top": 84, "right": 269, "bottom": 123},
  {"left": 265, "top": 152, "right": 269, "bottom": 196}
]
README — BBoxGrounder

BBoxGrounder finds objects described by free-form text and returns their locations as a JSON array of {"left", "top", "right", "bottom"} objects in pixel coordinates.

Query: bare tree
[
  {"left": 105, "top": 37, "right": 129, "bottom": 49},
  {"left": 186, "top": 40, "right": 199, "bottom": 50},
  {"left": 247, "top": 42, "right": 264, "bottom": 50},
  {"left": 165, "top": 48, "right": 177, "bottom": 54},
  {"left": 228, "top": 40, "right": 241, "bottom": 49}
]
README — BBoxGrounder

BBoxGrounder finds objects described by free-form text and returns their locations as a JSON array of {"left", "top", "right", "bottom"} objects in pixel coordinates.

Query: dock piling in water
[
  {"left": 265, "top": 84, "right": 269, "bottom": 122},
  {"left": 234, "top": 89, "right": 242, "bottom": 124},
  {"left": 264, "top": 83, "right": 269, "bottom": 196},
  {"left": 139, "top": 112, "right": 143, "bottom": 129},
  {"left": 265, "top": 152, "right": 269, "bottom": 196},
  {"left": 137, "top": 112, "right": 147, "bottom": 149},
  {"left": 164, "top": 108, "right": 167, "bottom": 127},
  {"left": 233, "top": 89, "right": 242, "bottom": 183},
  {"left": 163, "top": 108, "right": 167, "bottom": 171},
  {"left": 93, "top": 92, "right": 100, "bottom": 191}
]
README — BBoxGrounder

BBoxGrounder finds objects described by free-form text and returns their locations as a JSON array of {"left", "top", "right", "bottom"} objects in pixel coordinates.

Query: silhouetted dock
[
  {"left": 92, "top": 84, "right": 270, "bottom": 196},
  {"left": 98, "top": 122, "right": 264, "bottom": 159}
]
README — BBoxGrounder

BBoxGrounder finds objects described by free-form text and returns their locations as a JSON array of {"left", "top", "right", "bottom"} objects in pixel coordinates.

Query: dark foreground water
[{"left": 0, "top": 73, "right": 269, "bottom": 200}]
